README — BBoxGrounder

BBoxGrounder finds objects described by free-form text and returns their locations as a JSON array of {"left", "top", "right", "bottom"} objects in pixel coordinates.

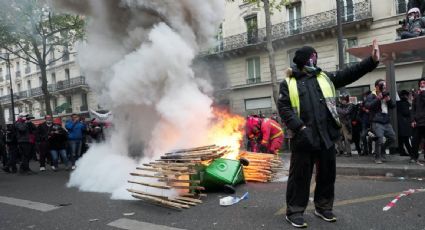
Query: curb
[{"left": 336, "top": 163, "right": 425, "bottom": 177}]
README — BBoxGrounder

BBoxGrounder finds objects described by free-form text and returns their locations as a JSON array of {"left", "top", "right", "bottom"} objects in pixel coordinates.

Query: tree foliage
[{"left": 0, "top": 0, "right": 84, "bottom": 116}]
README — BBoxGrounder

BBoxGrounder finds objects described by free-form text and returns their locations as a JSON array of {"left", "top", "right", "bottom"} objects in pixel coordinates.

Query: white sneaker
[
  {"left": 51, "top": 166, "right": 56, "bottom": 171},
  {"left": 71, "top": 165, "right": 76, "bottom": 170},
  {"left": 40, "top": 167, "right": 46, "bottom": 171}
]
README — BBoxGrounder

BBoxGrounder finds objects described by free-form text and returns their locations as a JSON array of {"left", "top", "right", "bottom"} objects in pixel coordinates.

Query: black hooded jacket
[
  {"left": 278, "top": 57, "right": 378, "bottom": 151},
  {"left": 412, "top": 90, "right": 425, "bottom": 126}
]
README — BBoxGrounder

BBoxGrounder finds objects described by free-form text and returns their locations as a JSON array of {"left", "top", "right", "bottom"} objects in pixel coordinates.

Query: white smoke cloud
[{"left": 50, "top": 0, "right": 224, "bottom": 199}]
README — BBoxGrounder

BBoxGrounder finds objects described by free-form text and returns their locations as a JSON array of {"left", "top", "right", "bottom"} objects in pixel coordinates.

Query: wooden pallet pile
[
  {"left": 238, "top": 151, "right": 284, "bottom": 183},
  {"left": 127, "top": 145, "right": 230, "bottom": 210}
]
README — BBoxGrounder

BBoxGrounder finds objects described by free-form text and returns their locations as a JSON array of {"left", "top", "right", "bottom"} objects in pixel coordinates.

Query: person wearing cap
[
  {"left": 15, "top": 112, "right": 37, "bottom": 174},
  {"left": 278, "top": 40, "right": 380, "bottom": 228},
  {"left": 36, "top": 115, "right": 54, "bottom": 171},
  {"left": 401, "top": 7, "right": 425, "bottom": 39},
  {"left": 411, "top": 77, "right": 425, "bottom": 162},
  {"left": 245, "top": 115, "right": 262, "bottom": 152}
]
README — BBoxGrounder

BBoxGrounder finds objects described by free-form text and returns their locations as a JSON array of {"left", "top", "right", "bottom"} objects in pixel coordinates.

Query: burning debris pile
[
  {"left": 127, "top": 145, "right": 230, "bottom": 210},
  {"left": 128, "top": 145, "right": 284, "bottom": 210},
  {"left": 239, "top": 151, "right": 284, "bottom": 183}
]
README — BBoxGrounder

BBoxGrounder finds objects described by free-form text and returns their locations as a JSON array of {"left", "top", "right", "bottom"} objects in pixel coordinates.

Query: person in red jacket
[
  {"left": 259, "top": 118, "right": 284, "bottom": 154},
  {"left": 245, "top": 115, "right": 262, "bottom": 152},
  {"left": 246, "top": 115, "right": 284, "bottom": 154}
]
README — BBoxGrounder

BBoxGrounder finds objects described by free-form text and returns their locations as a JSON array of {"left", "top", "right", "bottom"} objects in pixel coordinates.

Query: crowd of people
[
  {"left": 334, "top": 78, "right": 425, "bottom": 164},
  {"left": 0, "top": 113, "right": 106, "bottom": 174}
]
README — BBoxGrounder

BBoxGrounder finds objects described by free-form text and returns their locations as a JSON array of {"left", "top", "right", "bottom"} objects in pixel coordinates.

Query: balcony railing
[
  {"left": 0, "top": 76, "right": 88, "bottom": 104},
  {"left": 246, "top": 77, "right": 261, "bottom": 84},
  {"left": 56, "top": 76, "right": 86, "bottom": 90},
  {"left": 202, "top": 0, "right": 371, "bottom": 55}
]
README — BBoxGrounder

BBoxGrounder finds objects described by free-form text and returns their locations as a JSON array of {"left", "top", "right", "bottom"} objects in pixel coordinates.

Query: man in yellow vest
[{"left": 278, "top": 40, "right": 380, "bottom": 228}]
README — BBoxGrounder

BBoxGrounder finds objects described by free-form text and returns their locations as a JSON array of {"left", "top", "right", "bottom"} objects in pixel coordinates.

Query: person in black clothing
[
  {"left": 2, "top": 123, "right": 18, "bottom": 173},
  {"left": 278, "top": 40, "right": 380, "bottom": 228},
  {"left": 397, "top": 90, "right": 413, "bottom": 157},
  {"left": 411, "top": 78, "right": 425, "bottom": 162},
  {"left": 37, "top": 115, "right": 54, "bottom": 171},
  {"left": 350, "top": 103, "right": 363, "bottom": 155},
  {"left": 48, "top": 118, "right": 69, "bottom": 171},
  {"left": 359, "top": 91, "right": 373, "bottom": 155},
  {"left": 15, "top": 113, "right": 37, "bottom": 174},
  {"left": 0, "top": 125, "right": 6, "bottom": 169},
  {"left": 365, "top": 79, "right": 397, "bottom": 164}
]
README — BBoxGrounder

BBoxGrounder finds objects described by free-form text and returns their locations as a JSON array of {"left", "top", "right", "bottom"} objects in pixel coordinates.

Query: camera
[
  {"left": 382, "top": 91, "right": 390, "bottom": 97},
  {"left": 398, "top": 19, "right": 407, "bottom": 25}
]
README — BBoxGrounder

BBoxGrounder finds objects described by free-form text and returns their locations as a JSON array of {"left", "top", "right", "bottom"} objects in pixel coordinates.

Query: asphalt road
[{"left": 1, "top": 166, "right": 425, "bottom": 230}]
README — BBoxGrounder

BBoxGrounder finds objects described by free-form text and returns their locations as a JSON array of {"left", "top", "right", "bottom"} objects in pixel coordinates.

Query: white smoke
[{"left": 48, "top": 0, "right": 225, "bottom": 199}]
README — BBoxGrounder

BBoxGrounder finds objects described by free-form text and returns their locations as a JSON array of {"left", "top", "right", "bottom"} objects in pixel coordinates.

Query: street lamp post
[{"left": 0, "top": 53, "right": 16, "bottom": 123}]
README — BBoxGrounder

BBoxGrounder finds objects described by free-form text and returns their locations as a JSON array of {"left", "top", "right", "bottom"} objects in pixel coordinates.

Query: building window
[
  {"left": 215, "top": 23, "right": 224, "bottom": 52},
  {"left": 288, "top": 3, "right": 302, "bottom": 35},
  {"left": 345, "top": 85, "right": 370, "bottom": 103},
  {"left": 66, "top": 96, "right": 72, "bottom": 105},
  {"left": 245, "top": 97, "right": 273, "bottom": 116},
  {"left": 0, "top": 88, "right": 3, "bottom": 96},
  {"left": 397, "top": 80, "right": 418, "bottom": 92},
  {"left": 25, "top": 60, "right": 30, "bottom": 74},
  {"left": 51, "top": 97, "right": 57, "bottom": 111},
  {"left": 287, "top": 48, "right": 299, "bottom": 67},
  {"left": 245, "top": 15, "right": 258, "bottom": 44},
  {"left": 39, "top": 77, "right": 42, "bottom": 86},
  {"left": 65, "top": 68, "right": 70, "bottom": 80},
  {"left": 17, "top": 84, "right": 21, "bottom": 92},
  {"left": 246, "top": 57, "right": 261, "bottom": 84},
  {"left": 51, "top": 72, "right": 56, "bottom": 84},
  {"left": 396, "top": 0, "right": 408, "bottom": 14},
  {"left": 342, "top": 0, "right": 354, "bottom": 22},
  {"left": 343, "top": 37, "right": 359, "bottom": 65},
  {"left": 27, "top": 80, "right": 31, "bottom": 90}
]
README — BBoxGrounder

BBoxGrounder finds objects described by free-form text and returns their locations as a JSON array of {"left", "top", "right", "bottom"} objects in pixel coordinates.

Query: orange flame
[{"left": 207, "top": 108, "right": 245, "bottom": 160}]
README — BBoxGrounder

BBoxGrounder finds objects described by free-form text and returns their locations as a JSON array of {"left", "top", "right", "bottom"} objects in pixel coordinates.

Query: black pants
[
  {"left": 411, "top": 126, "right": 425, "bottom": 160},
  {"left": 18, "top": 143, "right": 32, "bottom": 171},
  {"left": 5, "top": 145, "right": 18, "bottom": 171},
  {"left": 286, "top": 145, "right": 336, "bottom": 216},
  {"left": 398, "top": 136, "right": 412, "bottom": 156},
  {"left": 38, "top": 142, "right": 50, "bottom": 167}
]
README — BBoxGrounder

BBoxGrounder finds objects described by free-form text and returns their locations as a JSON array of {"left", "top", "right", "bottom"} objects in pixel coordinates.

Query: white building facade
[
  {"left": 203, "top": 0, "right": 421, "bottom": 117},
  {"left": 0, "top": 48, "right": 98, "bottom": 122}
]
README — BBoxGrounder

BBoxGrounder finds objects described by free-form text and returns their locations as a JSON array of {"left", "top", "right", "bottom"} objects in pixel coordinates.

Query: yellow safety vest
[{"left": 285, "top": 71, "right": 340, "bottom": 126}]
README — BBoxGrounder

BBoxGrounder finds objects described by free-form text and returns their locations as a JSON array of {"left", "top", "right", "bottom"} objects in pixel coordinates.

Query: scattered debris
[
  {"left": 385, "top": 172, "right": 394, "bottom": 177},
  {"left": 239, "top": 151, "right": 284, "bottom": 182},
  {"left": 220, "top": 192, "right": 249, "bottom": 206},
  {"left": 27, "top": 225, "right": 35, "bottom": 229},
  {"left": 58, "top": 203, "right": 72, "bottom": 207},
  {"left": 383, "top": 188, "right": 425, "bottom": 211},
  {"left": 89, "top": 219, "right": 99, "bottom": 222},
  {"left": 123, "top": 212, "right": 135, "bottom": 216}
]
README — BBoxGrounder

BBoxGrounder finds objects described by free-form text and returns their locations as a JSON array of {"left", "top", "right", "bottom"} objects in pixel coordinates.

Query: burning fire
[{"left": 207, "top": 108, "right": 245, "bottom": 160}]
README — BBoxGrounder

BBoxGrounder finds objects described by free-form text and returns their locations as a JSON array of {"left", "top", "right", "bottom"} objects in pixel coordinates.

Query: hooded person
[
  {"left": 278, "top": 40, "right": 380, "bottom": 228},
  {"left": 401, "top": 7, "right": 425, "bottom": 39}
]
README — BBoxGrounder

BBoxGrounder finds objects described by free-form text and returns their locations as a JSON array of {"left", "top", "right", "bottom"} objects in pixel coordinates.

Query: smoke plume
[{"left": 48, "top": 0, "right": 225, "bottom": 199}]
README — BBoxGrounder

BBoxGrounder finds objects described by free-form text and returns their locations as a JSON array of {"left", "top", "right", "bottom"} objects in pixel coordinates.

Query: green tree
[{"left": 0, "top": 0, "right": 84, "bottom": 115}]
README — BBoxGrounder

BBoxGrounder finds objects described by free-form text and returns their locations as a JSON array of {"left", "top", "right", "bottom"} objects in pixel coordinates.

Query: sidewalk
[{"left": 281, "top": 151, "right": 425, "bottom": 178}]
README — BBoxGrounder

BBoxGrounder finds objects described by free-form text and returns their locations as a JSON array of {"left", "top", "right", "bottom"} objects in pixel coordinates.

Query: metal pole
[
  {"left": 336, "top": 0, "right": 345, "bottom": 70},
  {"left": 5, "top": 54, "right": 15, "bottom": 124}
]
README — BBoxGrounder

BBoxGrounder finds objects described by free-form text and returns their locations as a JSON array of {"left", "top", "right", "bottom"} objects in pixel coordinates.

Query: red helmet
[{"left": 247, "top": 115, "right": 262, "bottom": 129}]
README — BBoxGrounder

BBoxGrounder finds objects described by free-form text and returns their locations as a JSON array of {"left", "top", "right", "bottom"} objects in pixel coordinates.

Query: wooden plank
[
  {"left": 128, "top": 180, "right": 171, "bottom": 189},
  {"left": 131, "top": 194, "right": 188, "bottom": 210}
]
